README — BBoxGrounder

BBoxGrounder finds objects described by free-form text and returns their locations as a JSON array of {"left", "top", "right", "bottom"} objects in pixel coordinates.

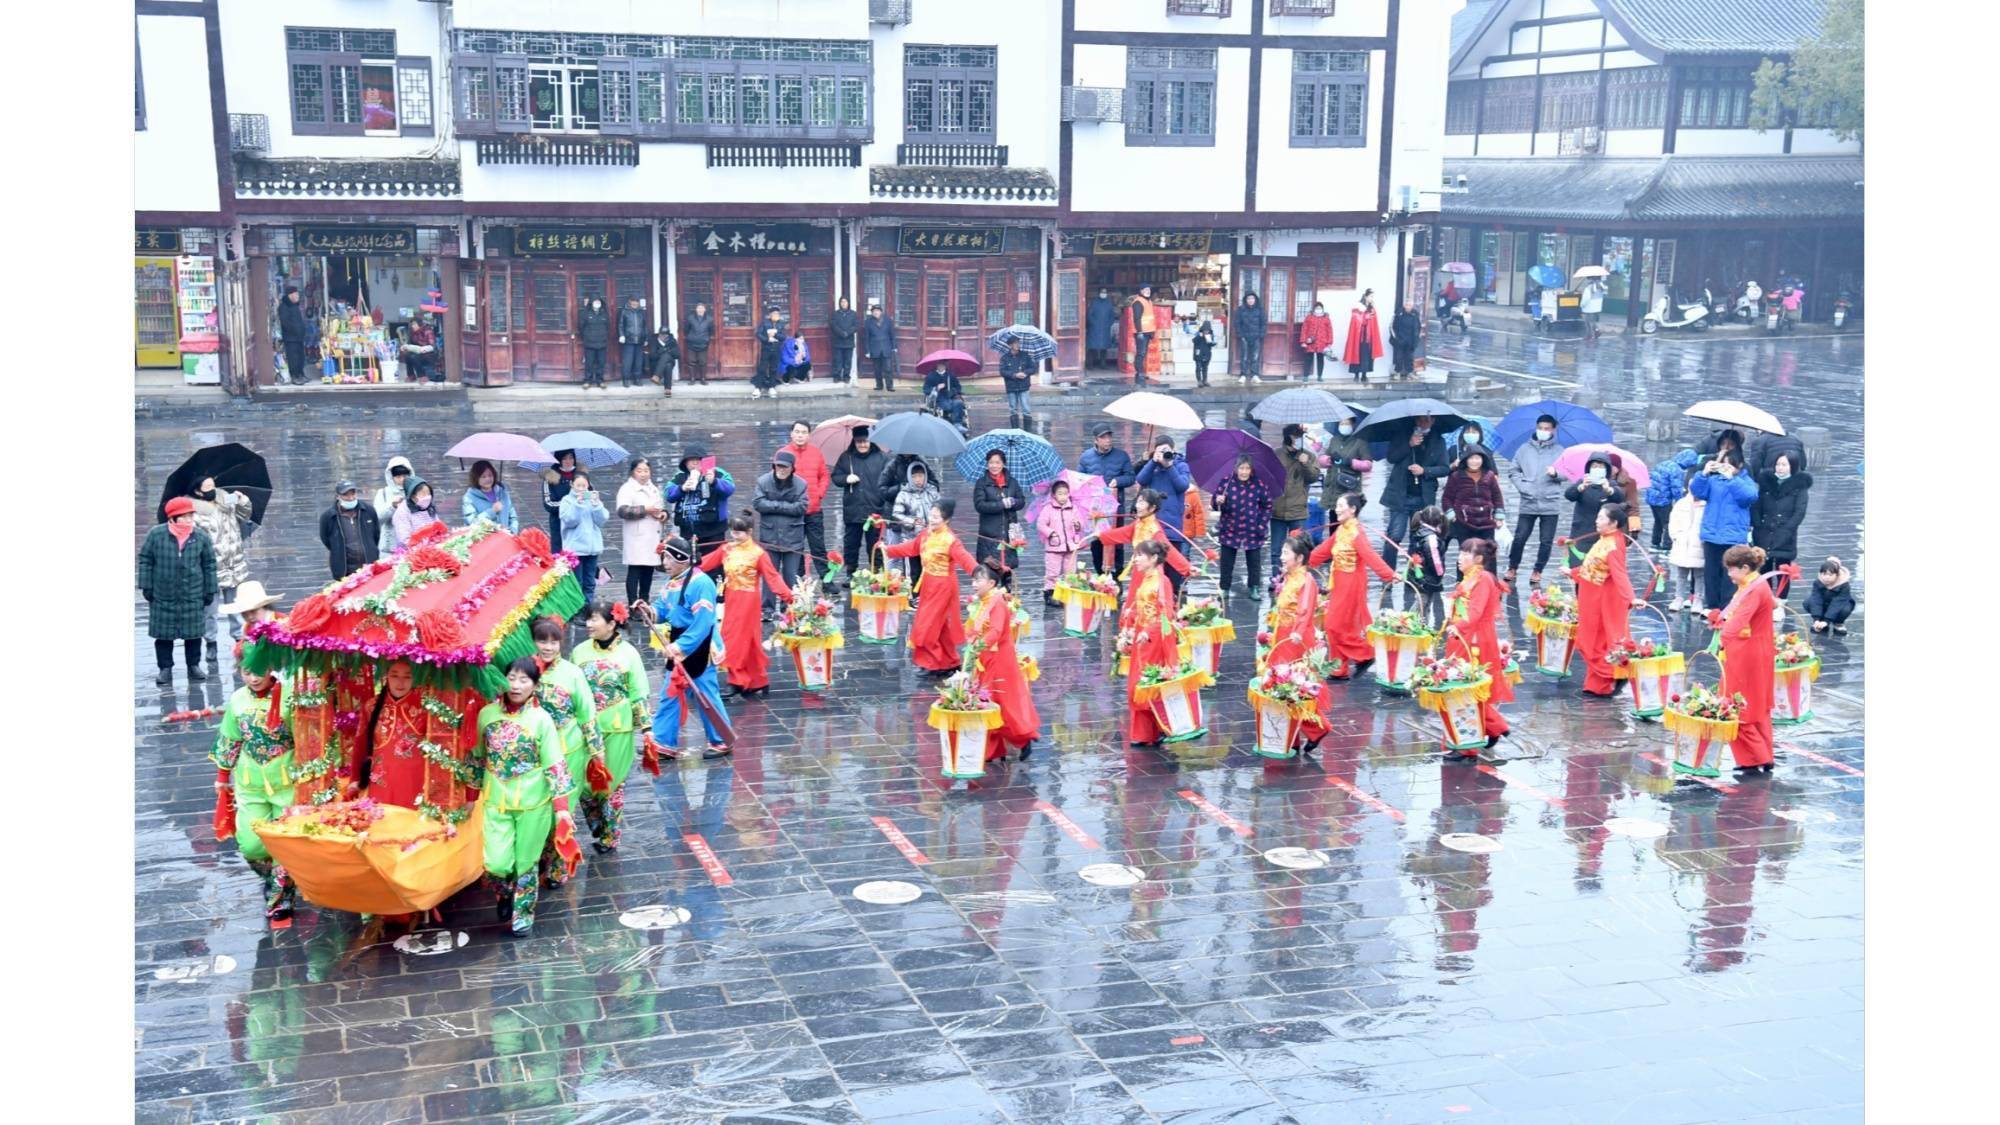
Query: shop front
[
  {"left": 856, "top": 224, "right": 1047, "bottom": 376},
  {"left": 135, "top": 226, "right": 223, "bottom": 379},
  {"left": 1233, "top": 239, "right": 1367, "bottom": 379},
  {"left": 674, "top": 223, "right": 839, "bottom": 380},
  {"left": 249, "top": 222, "right": 461, "bottom": 386},
  {"left": 1064, "top": 231, "right": 1234, "bottom": 380},
  {"left": 464, "top": 225, "right": 651, "bottom": 385}
]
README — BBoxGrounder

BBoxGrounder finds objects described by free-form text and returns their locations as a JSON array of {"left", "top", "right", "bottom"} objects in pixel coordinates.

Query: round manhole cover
[
  {"left": 852, "top": 880, "right": 923, "bottom": 905},
  {"left": 619, "top": 905, "right": 693, "bottom": 930},
  {"left": 1262, "top": 847, "right": 1330, "bottom": 870},
  {"left": 1079, "top": 863, "right": 1148, "bottom": 887},
  {"left": 1438, "top": 833, "right": 1503, "bottom": 854},
  {"left": 393, "top": 930, "right": 470, "bottom": 956},
  {"left": 1603, "top": 817, "right": 1668, "bottom": 839}
]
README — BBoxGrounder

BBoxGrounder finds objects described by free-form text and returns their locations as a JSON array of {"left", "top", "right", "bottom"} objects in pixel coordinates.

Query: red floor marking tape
[
  {"left": 1781, "top": 744, "right": 1865, "bottom": 778},
  {"left": 870, "top": 816, "right": 933, "bottom": 865},
  {"left": 1475, "top": 764, "right": 1569, "bottom": 808},
  {"left": 1177, "top": 790, "right": 1254, "bottom": 838},
  {"left": 1170, "top": 1034, "right": 1206, "bottom": 1046},
  {"left": 267, "top": 917, "right": 293, "bottom": 931},
  {"left": 683, "top": 833, "right": 734, "bottom": 886},
  {"left": 1639, "top": 752, "right": 1738, "bottom": 795},
  {"left": 1033, "top": 801, "right": 1103, "bottom": 849},
  {"left": 1322, "top": 776, "right": 1407, "bottom": 822}
]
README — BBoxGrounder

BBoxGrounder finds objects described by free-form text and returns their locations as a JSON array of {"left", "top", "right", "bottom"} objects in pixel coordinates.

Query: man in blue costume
[{"left": 651, "top": 537, "right": 733, "bottom": 760}]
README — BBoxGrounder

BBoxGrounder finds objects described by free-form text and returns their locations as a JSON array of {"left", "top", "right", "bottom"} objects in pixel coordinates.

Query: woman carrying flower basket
[
  {"left": 882, "top": 498, "right": 980, "bottom": 674},
  {"left": 1570, "top": 504, "right": 1641, "bottom": 697},
  {"left": 849, "top": 563, "right": 912, "bottom": 643},
  {"left": 698, "top": 515, "right": 794, "bottom": 699},
  {"left": 474, "top": 659, "right": 581, "bottom": 936},
  {"left": 1444, "top": 539, "right": 1513, "bottom": 749},
  {"left": 1263, "top": 531, "right": 1322, "bottom": 670},
  {"left": 573, "top": 602, "right": 650, "bottom": 849},
  {"left": 1308, "top": 491, "right": 1398, "bottom": 679},
  {"left": 1052, "top": 568, "right": 1121, "bottom": 637},
  {"left": 213, "top": 657, "right": 300, "bottom": 920},
  {"left": 1713, "top": 545, "right": 1778, "bottom": 773},
  {"left": 1121, "top": 541, "right": 1197, "bottom": 746},
  {"left": 1088, "top": 488, "right": 1193, "bottom": 595},
  {"left": 963, "top": 556, "right": 1041, "bottom": 761}
]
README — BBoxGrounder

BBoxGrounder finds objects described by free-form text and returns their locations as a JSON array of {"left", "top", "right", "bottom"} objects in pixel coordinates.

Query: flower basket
[
  {"left": 1524, "top": 614, "right": 1578, "bottom": 677},
  {"left": 850, "top": 591, "right": 908, "bottom": 644},
  {"left": 1247, "top": 684, "right": 1317, "bottom": 760},
  {"left": 1134, "top": 664, "right": 1215, "bottom": 742},
  {"left": 929, "top": 703, "right": 1002, "bottom": 780},
  {"left": 1610, "top": 641, "right": 1686, "bottom": 719},
  {"left": 1660, "top": 669, "right": 1745, "bottom": 777},
  {"left": 777, "top": 631, "right": 844, "bottom": 690},
  {"left": 1053, "top": 582, "right": 1117, "bottom": 636},
  {"left": 1774, "top": 657, "right": 1819, "bottom": 725},
  {"left": 1365, "top": 622, "right": 1436, "bottom": 692},
  {"left": 1414, "top": 675, "right": 1493, "bottom": 752},
  {"left": 1182, "top": 621, "right": 1237, "bottom": 676}
]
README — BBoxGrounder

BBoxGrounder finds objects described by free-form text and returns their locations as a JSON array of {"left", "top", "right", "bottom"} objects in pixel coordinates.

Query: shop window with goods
[
  {"left": 262, "top": 225, "right": 452, "bottom": 385},
  {"left": 285, "top": 27, "right": 433, "bottom": 137},
  {"left": 1084, "top": 232, "right": 1232, "bottom": 379},
  {"left": 135, "top": 227, "right": 223, "bottom": 381}
]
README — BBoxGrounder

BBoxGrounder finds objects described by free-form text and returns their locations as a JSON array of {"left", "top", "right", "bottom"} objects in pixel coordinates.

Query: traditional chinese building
[{"left": 147, "top": 0, "right": 1452, "bottom": 387}]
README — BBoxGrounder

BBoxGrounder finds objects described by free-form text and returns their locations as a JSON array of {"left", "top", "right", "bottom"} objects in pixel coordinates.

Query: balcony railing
[
  {"left": 1167, "top": 0, "right": 1232, "bottom": 15},
  {"left": 707, "top": 144, "right": 863, "bottom": 169},
  {"left": 475, "top": 138, "right": 640, "bottom": 167},
  {"left": 1271, "top": 0, "right": 1336, "bottom": 14},
  {"left": 896, "top": 143, "right": 1009, "bottom": 168},
  {"left": 228, "top": 113, "right": 269, "bottom": 154}
]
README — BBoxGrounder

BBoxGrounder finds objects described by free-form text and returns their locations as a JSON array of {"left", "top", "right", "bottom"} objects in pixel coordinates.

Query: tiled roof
[
  {"left": 1443, "top": 155, "right": 1862, "bottom": 224},
  {"left": 233, "top": 157, "right": 461, "bottom": 198},
  {"left": 1601, "top": 0, "right": 1827, "bottom": 56},
  {"left": 870, "top": 165, "right": 1057, "bottom": 203},
  {"left": 1450, "top": 0, "right": 1503, "bottom": 59}
]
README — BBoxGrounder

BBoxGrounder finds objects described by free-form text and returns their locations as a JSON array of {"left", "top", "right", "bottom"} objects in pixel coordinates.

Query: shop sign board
[
  {"left": 897, "top": 226, "right": 1005, "bottom": 256},
  {"left": 685, "top": 224, "right": 832, "bottom": 257},
  {"left": 506, "top": 226, "right": 631, "bottom": 257},
  {"left": 136, "top": 226, "right": 182, "bottom": 254},
  {"left": 1089, "top": 231, "right": 1221, "bottom": 255},
  {"left": 295, "top": 224, "right": 418, "bottom": 254}
]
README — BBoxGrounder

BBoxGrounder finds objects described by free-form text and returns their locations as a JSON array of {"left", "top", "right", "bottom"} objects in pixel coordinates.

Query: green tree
[{"left": 1749, "top": 0, "right": 1864, "bottom": 142}]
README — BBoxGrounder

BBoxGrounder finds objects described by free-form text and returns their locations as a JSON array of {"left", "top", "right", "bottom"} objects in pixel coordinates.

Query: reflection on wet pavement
[{"left": 135, "top": 329, "right": 1863, "bottom": 1122}]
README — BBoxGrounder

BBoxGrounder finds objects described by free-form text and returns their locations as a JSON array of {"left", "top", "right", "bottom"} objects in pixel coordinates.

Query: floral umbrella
[{"left": 1025, "top": 469, "right": 1117, "bottom": 530}]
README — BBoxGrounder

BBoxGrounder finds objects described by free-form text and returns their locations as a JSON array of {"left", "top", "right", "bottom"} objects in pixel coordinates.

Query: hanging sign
[
  {"left": 505, "top": 226, "right": 631, "bottom": 257},
  {"left": 135, "top": 226, "right": 182, "bottom": 254},
  {"left": 897, "top": 226, "right": 1005, "bottom": 256},
  {"left": 684, "top": 224, "right": 833, "bottom": 257},
  {"left": 294, "top": 224, "right": 418, "bottom": 254},
  {"left": 1089, "top": 231, "right": 1219, "bottom": 255}
]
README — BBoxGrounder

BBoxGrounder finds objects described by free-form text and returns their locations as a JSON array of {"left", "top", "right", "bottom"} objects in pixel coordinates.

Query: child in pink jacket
[{"left": 1035, "top": 479, "right": 1089, "bottom": 605}]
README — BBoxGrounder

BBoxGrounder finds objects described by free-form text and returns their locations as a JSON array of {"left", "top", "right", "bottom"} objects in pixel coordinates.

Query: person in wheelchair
[{"left": 922, "top": 363, "right": 969, "bottom": 434}]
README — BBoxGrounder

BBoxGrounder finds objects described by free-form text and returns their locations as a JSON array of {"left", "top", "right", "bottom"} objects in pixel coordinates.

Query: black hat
[
  {"left": 852, "top": 426, "right": 871, "bottom": 441},
  {"left": 679, "top": 442, "right": 709, "bottom": 470},
  {"left": 772, "top": 449, "right": 796, "bottom": 468},
  {"left": 662, "top": 537, "right": 693, "bottom": 562},
  {"left": 1093, "top": 423, "right": 1114, "bottom": 437}
]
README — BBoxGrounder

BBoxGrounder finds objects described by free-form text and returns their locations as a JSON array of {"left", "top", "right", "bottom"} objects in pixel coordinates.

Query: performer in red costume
[
  {"left": 698, "top": 515, "right": 793, "bottom": 698},
  {"left": 1308, "top": 491, "right": 1397, "bottom": 678},
  {"left": 1570, "top": 503, "right": 1639, "bottom": 697},
  {"left": 1119, "top": 541, "right": 1184, "bottom": 748},
  {"left": 882, "top": 497, "right": 979, "bottom": 673},
  {"left": 1714, "top": 544, "right": 1778, "bottom": 774},
  {"left": 963, "top": 556, "right": 1041, "bottom": 761},
  {"left": 1444, "top": 538, "right": 1514, "bottom": 753}
]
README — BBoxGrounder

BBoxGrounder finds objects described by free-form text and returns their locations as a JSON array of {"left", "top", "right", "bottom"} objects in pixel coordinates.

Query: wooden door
[
  {"left": 523, "top": 265, "right": 581, "bottom": 380},
  {"left": 1052, "top": 257, "right": 1084, "bottom": 372},
  {"left": 468, "top": 263, "right": 515, "bottom": 386},
  {"left": 892, "top": 267, "right": 921, "bottom": 372}
]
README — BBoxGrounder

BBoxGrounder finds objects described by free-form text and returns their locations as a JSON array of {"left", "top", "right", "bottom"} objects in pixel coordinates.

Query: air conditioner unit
[
  {"left": 869, "top": 0, "right": 913, "bottom": 25},
  {"left": 1062, "top": 86, "right": 1125, "bottom": 123},
  {"left": 1559, "top": 127, "right": 1603, "bottom": 155}
]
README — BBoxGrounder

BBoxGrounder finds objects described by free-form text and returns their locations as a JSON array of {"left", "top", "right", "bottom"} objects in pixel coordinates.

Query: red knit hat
[{"left": 164, "top": 497, "right": 195, "bottom": 518}]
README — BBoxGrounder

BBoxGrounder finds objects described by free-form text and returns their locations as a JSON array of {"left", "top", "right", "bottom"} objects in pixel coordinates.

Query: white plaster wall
[
  {"left": 1443, "top": 134, "right": 1478, "bottom": 157},
  {"left": 454, "top": 0, "right": 867, "bottom": 38},
  {"left": 1789, "top": 129, "right": 1862, "bottom": 156},
  {"left": 864, "top": 0, "right": 1062, "bottom": 173},
  {"left": 136, "top": 13, "right": 220, "bottom": 213},
  {"left": 1539, "top": 18, "right": 1603, "bottom": 52},
  {"left": 1389, "top": 0, "right": 1448, "bottom": 215},
  {"left": 1075, "top": 0, "right": 1250, "bottom": 36},
  {"left": 1674, "top": 129, "right": 1786, "bottom": 156},
  {"left": 1473, "top": 132, "right": 1531, "bottom": 156},
  {"left": 1257, "top": 48, "right": 1385, "bottom": 214},
  {"left": 219, "top": 0, "right": 447, "bottom": 160},
  {"left": 1539, "top": 53, "right": 1599, "bottom": 75},
  {"left": 1541, "top": 0, "right": 1600, "bottom": 17},
  {"left": 462, "top": 148, "right": 868, "bottom": 203},
  {"left": 1482, "top": 58, "right": 1536, "bottom": 78},
  {"left": 1069, "top": 44, "right": 1251, "bottom": 213},
  {"left": 1602, "top": 127, "right": 1665, "bottom": 156}
]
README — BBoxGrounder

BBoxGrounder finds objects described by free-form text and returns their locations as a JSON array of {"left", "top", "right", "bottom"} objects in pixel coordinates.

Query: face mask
[
  {"left": 1463, "top": 434, "right": 1480, "bottom": 446},
  {"left": 1774, "top": 471, "right": 1791, "bottom": 481},
  {"left": 1536, "top": 428, "right": 1554, "bottom": 441},
  {"left": 414, "top": 495, "right": 431, "bottom": 510},
  {"left": 340, "top": 498, "right": 359, "bottom": 510},
  {"left": 197, "top": 488, "right": 216, "bottom": 500},
  {"left": 1338, "top": 424, "right": 1354, "bottom": 436}
]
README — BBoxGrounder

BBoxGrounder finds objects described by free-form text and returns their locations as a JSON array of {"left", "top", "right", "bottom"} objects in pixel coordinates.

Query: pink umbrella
[
  {"left": 916, "top": 349, "right": 982, "bottom": 377},
  {"left": 1025, "top": 469, "right": 1116, "bottom": 530},
  {"left": 445, "top": 431, "right": 547, "bottom": 465},
  {"left": 1554, "top": 443, "right": 1650, "bottom": 490}
]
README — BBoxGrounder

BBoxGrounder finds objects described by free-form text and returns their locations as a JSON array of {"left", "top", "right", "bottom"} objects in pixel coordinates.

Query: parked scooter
[
  {"left": 1732, "top": 280, "right": 1763, "bottom": 324},
  {"left": 1765, "top": 287, "right": 1799, "bottom": 334},
  {"left": 1832, "top": 291, "right": 1852, "bottom": 329},
  {"left": 1642, "top": 290, "right": 1711, "bottom": 334}
]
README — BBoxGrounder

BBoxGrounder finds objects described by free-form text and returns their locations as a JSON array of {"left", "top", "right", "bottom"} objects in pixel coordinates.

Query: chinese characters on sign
[
  {"left": 508, "top": 227, "right": 631, "bottom": 257},
  {"left": 1091, "top": 231, "right": 1218, "bottom": 255},
  {"left": 685, "top": 224, "right": 831, "bottom": 257},
  {"left": 896, "top": 227, "right": 1005, "bottom": 256},
  {"left": 294, "top": 224, "right": 419, "bottom": 255},
  {"left": 135, "top": 227, "right": 183, "bottom": 254}
]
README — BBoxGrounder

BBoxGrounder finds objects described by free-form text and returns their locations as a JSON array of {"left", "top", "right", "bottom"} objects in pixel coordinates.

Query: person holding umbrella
[
  {"left": 1000, "top": 339, "right": 1036, "bottom": 419},
  {"left": 1212, "top": 455, "right": 1273, "bottom": 596},
  {"left": 1689, "top": 450, "right": 1759, "bottom": 612},
  {"left": 1134, "top": 436, "right": 1194, "bottom": 548},
  {"left": 541, "top": 450, "right": 579, "bottom": 554},
  {"left": 1753, "top": 454, "right": 1812, "bottom": 598},
  {"left": 1309, "top": 491, "right": 1398, "bottom": 679},
  {"left": 317, "top": 479, "right": 380, "bottom": 580},
  {"left": 463, "top": 460, "right": 519, "bottom": 534},
  {"left": 1507, "top": 414, "right": 1568, "bottom": 585},
  {"left": 190, "top": 476, "right": 252, "bottom": 653},
  {"left": 883, "top": 498, "right": 980, "bottom": 674},
  {"left": 1081, "top": 425, "right": 1137, "bottom": 575},
  {"left": 651, "top": 538, "right": 733, "bottom": 760},
  {"left": 1379, "top": 416, "right": 1450, "bottom": 569},
  {"left": 834, "top": 427, "right": 892, "bottom": 575},
  {"left": 699, "top": 516, "right": 793, "bottom": 699},
  {"left": 1570, "top": 503, "right": 1640, "bottom": 698},
  {"left": 140, "top": 497, "right": 218, "bottom": 685},
  {"left": 973, "top": 449, "right": 1027, "bottom": 570}
]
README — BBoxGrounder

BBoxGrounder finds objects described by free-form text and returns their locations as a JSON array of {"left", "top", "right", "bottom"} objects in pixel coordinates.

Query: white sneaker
[
  {"left": 1667, "top": 598, "right": 1685, "bottom": 611},
  {"left": 1252, "top": 376, "right": 1264, "bottom": 384},
  {"left": 749, "top": 389, "right": 762, "bottom": 399}
]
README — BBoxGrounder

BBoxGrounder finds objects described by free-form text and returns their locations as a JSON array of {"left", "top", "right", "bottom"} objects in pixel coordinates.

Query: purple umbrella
[
  {"left": 1187, "top": 429, "right": 1286, "bottom": 496},
  {"left": 446, "top": 431, "right": 548, "bottom": 465}
]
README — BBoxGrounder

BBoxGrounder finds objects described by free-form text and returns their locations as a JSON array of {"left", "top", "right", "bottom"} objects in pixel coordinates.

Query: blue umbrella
[
  {"left": 1489, "top": 401, "right": 1613, "bottom": 458},
  {"left": 988, "top": 325, "right": 1056, "bottom": 363},
  {"left": 953, "top": 428, "right": 1064, "bottom": 486},
  {"left": 1529, "top": 263, "right": 1566, "bottom": 288},
  {"left": 523, "top": 430, "right": 629, "bottom": 470}
]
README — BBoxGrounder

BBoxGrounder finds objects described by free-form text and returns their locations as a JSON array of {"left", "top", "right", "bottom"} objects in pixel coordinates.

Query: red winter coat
[
  {"left": 1342, "top": 307, "right": 1383, "bottom": 367},
  {"left": 1298, "top": 312, "right": 1334, "bottom": 354}
]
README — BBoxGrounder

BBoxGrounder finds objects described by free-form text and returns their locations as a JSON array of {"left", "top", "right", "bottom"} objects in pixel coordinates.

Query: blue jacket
[
  {"left": 559, "top": 490, "right": 608, "bottom": 556},
  {"left": 1135, "top": 455, "right": 1194, "bottom": 543},
  {"left": 781, "top": 336, "right": 811, "bottom": 373},
  {"left": 1689, "top": 469, "right": 1758, "bottom": 546},
  {"left": 1644, "top": 450, "right": 1702, "bottom": 508},
  {"left": 1079, "top": 445, "right": 1137, "bottom": 502},
  {"left": 650, "top": 567, "right": 720, "bottom": 696},
  {"left": 667, "top": 469, "right": 735, "bottom": 531},
  {"left": 462, "top": 484, "right": 519, "bottom": 533}
]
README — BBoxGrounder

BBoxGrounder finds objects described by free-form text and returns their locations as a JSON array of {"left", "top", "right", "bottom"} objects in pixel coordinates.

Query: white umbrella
[
  {"left": 1571, "top": 265, "right": 1610, "bottom": 280},
  {"left": 1103, "top": 391, "right": 1203, "bottom": 432},
  {"left": 1683, "top": 400, "right": 1784, "bottom": 436}
]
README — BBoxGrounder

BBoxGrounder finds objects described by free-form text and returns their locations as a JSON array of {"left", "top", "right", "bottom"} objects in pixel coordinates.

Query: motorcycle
[
  {"left": 1641, "top": 291, "right": 1711, "bottom": 334},
  {"left": 1765, "top": 288, "right": 1799, "bottom": 334},
  {"left": 1732, "top": 280, "right": 1764, "bottom": 325},
  {"left": 1832, "top": 292, "right": 1852, "bottom": 328}
]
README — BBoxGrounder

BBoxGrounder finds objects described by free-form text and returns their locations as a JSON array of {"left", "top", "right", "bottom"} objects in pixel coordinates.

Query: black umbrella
[
  {"left": 159, "top": 443, "right": 274, "bottom": 530},
  {"left": 1349, "top": 397, "right": 1470, "bottom": 444}
]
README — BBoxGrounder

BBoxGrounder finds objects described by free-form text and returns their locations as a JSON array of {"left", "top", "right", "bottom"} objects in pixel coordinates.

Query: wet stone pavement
[{"left": 135, "top": 329, "right": 1864, "bottom": 1123}]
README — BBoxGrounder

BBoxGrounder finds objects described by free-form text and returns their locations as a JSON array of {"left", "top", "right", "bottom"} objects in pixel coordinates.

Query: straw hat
[{"left": 220, "top": 581, "right": 283, "bottom": 615}]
